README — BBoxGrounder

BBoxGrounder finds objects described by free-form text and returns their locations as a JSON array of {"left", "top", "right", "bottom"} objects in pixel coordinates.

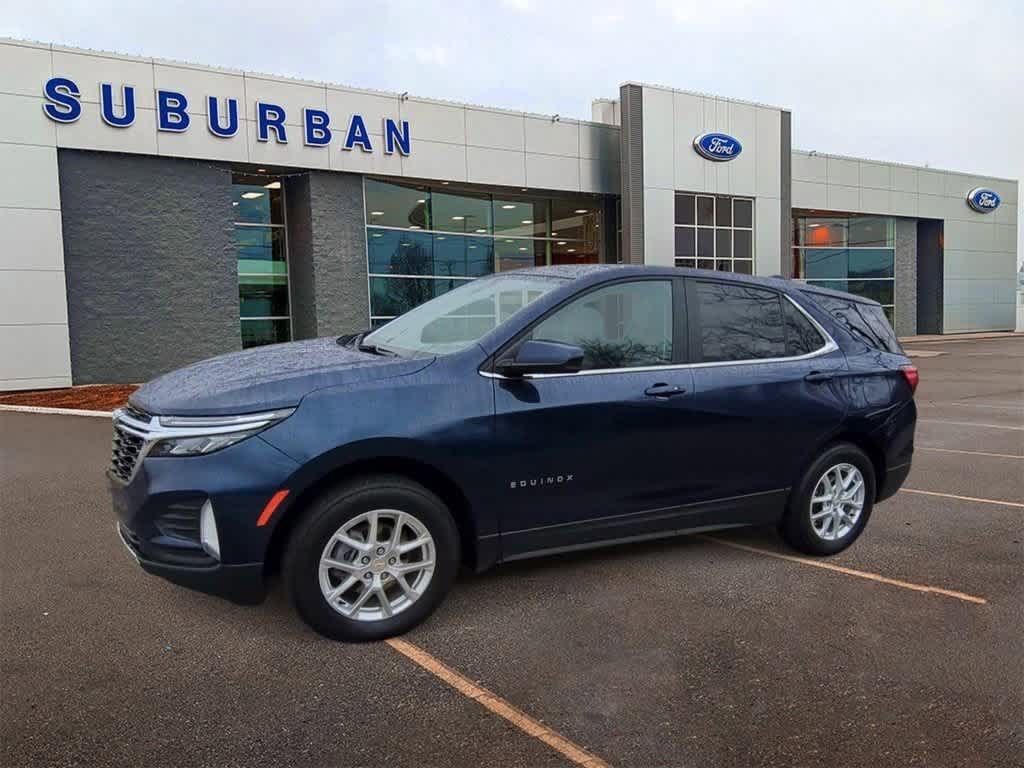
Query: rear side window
[
  {"left": 783, "top": 299, "right": 826, "bottom": 356},
  {"left": 694, "top": 282, "right": 785, "bottom": 362},
  {"left": 529, "top": 280, "right": 674, "bottom": 369},
  {"left": 806, "top": 293, "right": 902, "bottom": 354}
]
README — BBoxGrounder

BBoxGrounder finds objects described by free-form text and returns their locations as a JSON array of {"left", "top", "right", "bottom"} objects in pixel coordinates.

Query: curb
[{"left": 0, "top": 404, "right": 113, "bottom": 418}]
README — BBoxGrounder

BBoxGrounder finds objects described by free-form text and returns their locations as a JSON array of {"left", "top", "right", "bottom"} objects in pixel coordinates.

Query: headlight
[{"left": 147, "top": 408, "right": 295, "bottom": 458}]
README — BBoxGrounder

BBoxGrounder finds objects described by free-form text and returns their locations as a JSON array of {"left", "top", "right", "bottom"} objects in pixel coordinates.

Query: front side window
[
  {"left": 695, "top": 282, "right": 785, "bottom": 362},
  {"left": 363, "top": 273, "right": 564, "bottom": 357},
  {"left": 528, "top": 280, "right": 674, "bottom": 370}
]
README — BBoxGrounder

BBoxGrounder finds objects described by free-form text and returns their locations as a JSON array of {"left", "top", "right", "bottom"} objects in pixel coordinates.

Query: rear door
[
  {"left": 490, "top": 277, "right": 700, "bottom": 557},
  {"left": 684, "top": 279, "right": 848, "bottom": 508}
]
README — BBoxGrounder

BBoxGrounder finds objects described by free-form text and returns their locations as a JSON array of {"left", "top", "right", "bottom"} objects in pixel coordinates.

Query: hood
[{"left": 130, "top": 337, "right": 433, "bottom": 416}]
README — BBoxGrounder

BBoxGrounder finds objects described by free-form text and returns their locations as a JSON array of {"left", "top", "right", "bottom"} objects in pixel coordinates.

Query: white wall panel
[
  {"left": 917, "top": 169, "right": 946, "bottom": 196},
  {"left": 244, "top": 117, "right": 330, "bottom": 170},
  {"left": 325, "top": 88, "right": 402, "bottom": 140},
  {"left": 466, "top": 109, "right": 524, "bottom": 152},
  {"left": 641, "top": 87, "right": 674, "bottom": 191},
  {"left": 0, "top": 208, "right": 64, "bottom": 270},
  {"left": 334, "top": 143, "right": 404, "bottom": 175},
  {"left": 755, "top": 197, "right": 781, "bottom": 276},
  {"left": 524, "top": 117, "right": 578, "bottom": 156},
  {"left": 0, "top": 324, "right": 72, "bottom": 386},
  {"left": 792, "top": 152, "right": 827, "bottom": 183},
  {"left": 579, "top": 123, "right": 617, "bottom": 160},
  {"left": 401, "top": 138, "right": 467, "bottom": 182},
  {"left": 466, "top": 146, "right": 525, "bottom": 187},
  {"left": 0, "top": 270, "right": 68, "bottom": 324},
  {"left": 826, "top": 157, "right": 858, "bottom": 187},
  {"left": 642, "top": 188, "right": 674, "bottom": 266},
  {"left": 826, "top": 184, "right": 859, "bottom": 211},
  {"left": 891, "top": 166, "right": 918, "bottom": 193},
  {"left": 671, "top": 91, "right": 705, "bottom": 192},
  {"left": 51, "top": 49, "right": 157, "bottom": 109},
  {"left": 0, "top": 41, "right": 52, "bottom": 97},
  {"left": 56, "top": 103, "right": 159, "bottom": 155},
  {"left": 792, "top": 179, "right": 827, "bottom": 209},
  {"left": 525, "top": 153, "right": 579, "bottom": 192},
  {"left": 242, "top": 75, "right": 326, "bottom": 127},
  {"left": 158, "top": 118, "right": 249, "bottom": 162},
  {"left": 153, "top": 63, "right": 245, "bottom": 117},
  {"left": 859, "top": 187, "right": 891, "bottom": 215},
  {"left": 0, "top": 144, "right": 60, "bottom": 209},
  {"left": 579, "top": 158, "right": 618, "bottom": 194},
  {"left": 398, "top": 99, "right": 466, "bottom": 145},
  {"left": 859, "top": 162, "right": 891, "bottom": 190},
  {"left": 0, "top": 93, "right": 56, "bottom": 146},
  {"left": 753, "top": 107, "right": 780, "bottom": 199}
]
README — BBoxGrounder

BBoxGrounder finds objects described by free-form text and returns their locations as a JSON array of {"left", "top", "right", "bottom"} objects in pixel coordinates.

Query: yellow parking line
[
  {"left": 919, "top": 418, "right": 1024, "bottom": 432},
  {"left": 700, "top": 536, "right": 987, "bottom": 605},
  {"left": 387, "top": 638, "right": 611, "bottom": 768},
  {"left": 901, "top": 488, "right": 1024, "bottom": 509},
  {"left": 918, "top": 446, "right": 1023, "bottom": 460}
]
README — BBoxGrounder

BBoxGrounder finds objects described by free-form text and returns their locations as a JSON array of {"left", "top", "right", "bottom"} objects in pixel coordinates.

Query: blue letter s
[{"left": 42, "top": 77, "right": 82, "bottom": 123}]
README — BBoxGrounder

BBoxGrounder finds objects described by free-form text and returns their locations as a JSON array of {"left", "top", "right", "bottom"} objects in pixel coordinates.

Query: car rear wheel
[
  {"left": 780, "top": 443, "right": 875, "bottom": 556},
  {"left": 283, "top": 475, "right": 459, "bottom": 642}
]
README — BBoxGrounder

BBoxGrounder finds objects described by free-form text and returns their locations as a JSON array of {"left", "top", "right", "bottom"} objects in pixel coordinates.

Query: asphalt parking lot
[{"left": 2, "top": 336, "right": 1022, "bottom": 768}]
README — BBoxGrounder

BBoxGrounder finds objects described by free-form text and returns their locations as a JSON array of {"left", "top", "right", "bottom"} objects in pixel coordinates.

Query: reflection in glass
[
  {"left": 733, "top": 199, "right": 753, "bottom": 229},
  {"left": 432, "top": 189, "right": 492, "bottom": 234},
  {"left": 675, "top": 227, "right": 696, "bottom": 259},
  {"left": 734, "top": 230, "right": 752, "bottom": 260},
  {"left": 232, "top": 179, "right": 283, "bottom": 225},
  {"left": 240, "top": 318, "right": 291, "bottom": 347},
  {"left": 675, "top": 194, "right": 695, "bottom": 225},
  {"left": 370, "top": 276, "right": 465, "bottom": 318},
  {"left": 495, "top": 239, "right": 545, "bottom": 272},
  {"left": 236, "top": 227, "right": 287, "bottom": 274},
  {"left": 696, "top": 282, "right": 785, "bottom": 362},
  {"left": 716, "top": 197, "right": 731, "bottom": 227},
  {"left": 239, "top": 274, "right": 289, "bottom": 317},
  {"left": 697, "top": 196, "right": 714, "bottom": 226},
  {"left": 530, "top": 281, "right": 674, "bottom": 369},
  {"left": 494, "top": 196, "right": 547, "bottom": 238},
  {"left": 364, "top": 179, "right": 430, "bottom": 229},
  {"left": 715, "top": 229, "right": 731, "bottom": 260},
  {"left": 697, "top": 228, "right": 714, "bottom": 260}
]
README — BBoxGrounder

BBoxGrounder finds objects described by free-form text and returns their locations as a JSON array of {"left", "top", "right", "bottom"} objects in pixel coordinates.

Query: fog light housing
[{"left": 199, "top": 499, "right": 221, "bottom": 560}]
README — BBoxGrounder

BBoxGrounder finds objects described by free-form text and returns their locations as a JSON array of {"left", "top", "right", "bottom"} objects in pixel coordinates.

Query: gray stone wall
[
  {"left": 58, "top": 150, "right": 238, "bottom": 384},
  {"left": 894, "top": 218, "right": 918, "bottom": 337},
  {"left": 285, "top": 170, "right": 369, "bottom": 337}
]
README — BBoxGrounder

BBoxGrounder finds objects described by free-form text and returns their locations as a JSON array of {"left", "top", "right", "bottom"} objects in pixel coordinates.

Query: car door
[
  {"left": 684, "top": 279, "right": 848, "bottom": 512},
  {"left": 490, "top": 277, "right": 702, "bottom": 558}
]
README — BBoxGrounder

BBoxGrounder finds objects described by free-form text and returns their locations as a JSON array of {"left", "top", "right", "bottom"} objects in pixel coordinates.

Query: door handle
[
  {"left": 804, "top": 371, "right": 834, "bottom": 383},
  {"left": 644, "top": 382, "right": 687, "bottom": 398}
]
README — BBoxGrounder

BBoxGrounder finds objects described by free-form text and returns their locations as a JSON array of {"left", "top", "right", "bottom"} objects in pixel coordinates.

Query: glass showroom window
[
  {"left": 233, "top": 174, "right": 291, "bottom": 348},
  {"left": 792, "top": 214, "right": 895, "bottom": 325},
  {"left": 674, "top": 193, "right": 754, "bottom": 274},
  {"left": 365, "top": 178, "right": 602, "bottom": 325}
]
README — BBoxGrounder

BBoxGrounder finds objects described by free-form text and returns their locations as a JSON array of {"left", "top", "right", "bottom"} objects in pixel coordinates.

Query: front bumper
[
  {"left": 110, "top": 431, "right": 300, "bottom": 605},
  {"left": 117, "top": 523, "right": 266, "bottom": 604}
]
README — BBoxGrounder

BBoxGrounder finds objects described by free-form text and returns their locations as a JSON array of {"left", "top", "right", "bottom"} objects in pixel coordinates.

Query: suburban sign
[
  {"left": 693, "top": 132, "right": 742, "bottom": 162},
  {"left": 41, "top": 76, "right": 412, "bottom": 155},
  {"left": 966, "top": 187, "right": 1001, "bottom": 213}
]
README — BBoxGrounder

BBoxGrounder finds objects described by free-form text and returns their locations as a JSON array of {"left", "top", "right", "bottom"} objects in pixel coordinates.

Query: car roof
[{"left": 519, "top": 264, "right": 882, "bottom": 307}]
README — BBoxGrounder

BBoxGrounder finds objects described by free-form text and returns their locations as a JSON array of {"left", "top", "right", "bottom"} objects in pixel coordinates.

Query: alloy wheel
[
  {"left": 318, "top": 509, "right": 435, "bottom": 622},
  {"left": 809, "top": 462, "right": 866, "bottom": 541}
]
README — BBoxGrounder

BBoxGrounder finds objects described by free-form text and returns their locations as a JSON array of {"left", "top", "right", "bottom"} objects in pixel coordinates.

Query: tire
[
  {"left": 283, "top": 474, "right": 460, "bottom": 642},
  {"left": 780, "top": 443, "right": 876, "bottom": 556}
]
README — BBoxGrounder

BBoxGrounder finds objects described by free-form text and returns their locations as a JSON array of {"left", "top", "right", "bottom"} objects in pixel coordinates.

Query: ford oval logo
[
  {"left": 693, "top": 132, "right": 742, "bottom": 162},
  {"left": 966, "top": 187, "right": 1000, "bottom": 213}
]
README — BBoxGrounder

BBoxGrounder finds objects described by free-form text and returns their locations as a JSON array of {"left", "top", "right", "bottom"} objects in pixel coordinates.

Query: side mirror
[{"left": 495, "top": 339, "right": 584, "bottom": 377}]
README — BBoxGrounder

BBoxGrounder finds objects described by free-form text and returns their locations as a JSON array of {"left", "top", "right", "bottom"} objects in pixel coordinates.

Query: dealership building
[{"left": 0, "top": 38, "right": 1019, "bottom": 390}]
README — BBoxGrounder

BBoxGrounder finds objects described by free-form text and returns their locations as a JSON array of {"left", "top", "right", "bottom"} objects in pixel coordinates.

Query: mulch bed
[{"left": 0, "top": 384, "right": 139, "bottom": 412}]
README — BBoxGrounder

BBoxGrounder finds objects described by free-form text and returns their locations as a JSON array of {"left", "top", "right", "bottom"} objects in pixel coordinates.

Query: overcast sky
[{"left": 4, "top": 0, "right": 1021, "bottom": 264}]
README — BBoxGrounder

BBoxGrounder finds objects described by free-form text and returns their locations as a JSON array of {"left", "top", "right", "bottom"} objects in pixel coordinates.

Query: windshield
[{"left": 363, "top": 273, "right": 566, "bottom": 357}]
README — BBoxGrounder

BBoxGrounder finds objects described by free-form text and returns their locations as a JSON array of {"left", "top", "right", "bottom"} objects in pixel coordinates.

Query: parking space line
[
  {"left": 386, "top": 638, "right": 611, "bottom": 768},
  {"left": 919, "top": 418, "right": 1024, "bottom": 432},
  {"left": 901, "top": 488, "right": 1024, "bottom": 509},
  {"left": 925, "top": 402, "right": 1024, "bottom": 412},
  {"left": 700, "top": 536, "right": 987, "bottom": 605},
  {"left": 918, "top": 446, "right": 1023, "bottom": 460}
]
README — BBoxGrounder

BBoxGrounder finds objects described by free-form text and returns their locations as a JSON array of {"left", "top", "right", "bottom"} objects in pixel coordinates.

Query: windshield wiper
[{"left": 358, "top": 341, "right": 397, "bottom": 356}]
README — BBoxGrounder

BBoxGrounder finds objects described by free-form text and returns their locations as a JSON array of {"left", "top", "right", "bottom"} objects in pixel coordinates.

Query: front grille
[{"left": 110, "top": 407, "right": 154, "bottom": 483}]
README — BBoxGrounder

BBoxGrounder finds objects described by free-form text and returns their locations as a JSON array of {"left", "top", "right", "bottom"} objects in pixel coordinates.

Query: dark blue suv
[{"left": 110, "top": 265, "right": 917, "bottom": 641}]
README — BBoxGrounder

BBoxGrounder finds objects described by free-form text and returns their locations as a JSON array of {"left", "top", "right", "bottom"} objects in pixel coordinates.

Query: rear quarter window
[{"left": 804, "top": 292, "right": 903, "bottom": 354}]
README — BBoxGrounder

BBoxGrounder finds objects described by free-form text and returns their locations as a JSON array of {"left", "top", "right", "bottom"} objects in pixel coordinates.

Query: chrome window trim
[{"left": 479, "top": 293, "right": 837, "bottom": 381}]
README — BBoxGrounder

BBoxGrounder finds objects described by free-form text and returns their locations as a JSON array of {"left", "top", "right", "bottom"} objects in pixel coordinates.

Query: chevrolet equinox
[{"left": 111, "top": 265, "right": 917, "bottom": 641}]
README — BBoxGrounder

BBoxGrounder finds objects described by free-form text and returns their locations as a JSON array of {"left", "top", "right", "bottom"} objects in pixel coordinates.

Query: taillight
[{"left": 900, "top": 365, "right": 919, "bottom": 395}]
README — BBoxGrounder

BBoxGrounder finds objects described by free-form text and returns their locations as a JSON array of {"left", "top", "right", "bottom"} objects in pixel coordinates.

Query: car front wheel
[
  {"left": 780, "top": 443, "right": 876, "bottom": 556},
  {"left": 283, "top": 475, "right": 460, "bottom": 642}
]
